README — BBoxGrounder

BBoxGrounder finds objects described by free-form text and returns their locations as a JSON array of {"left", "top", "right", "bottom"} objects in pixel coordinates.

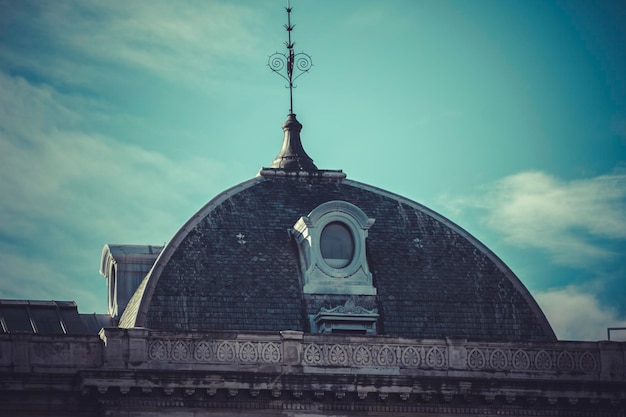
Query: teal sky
[{"left": 1, "top": 0, "right": 625, "bottom": 341}]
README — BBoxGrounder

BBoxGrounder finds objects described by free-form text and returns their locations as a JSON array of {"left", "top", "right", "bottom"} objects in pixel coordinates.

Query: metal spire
[
  {"left": 268, "top": 0, "right": 312, "bottom": 114},
  {"left": 266, "top": 0, "right": 316, "bottom": 172}
]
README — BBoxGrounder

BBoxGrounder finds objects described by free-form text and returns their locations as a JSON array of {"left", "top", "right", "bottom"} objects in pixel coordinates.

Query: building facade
[{"left": 1, "top": 112, "right": 625, "bottom": 417}]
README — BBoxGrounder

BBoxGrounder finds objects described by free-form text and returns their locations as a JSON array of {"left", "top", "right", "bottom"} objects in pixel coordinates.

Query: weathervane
[{"left": 268, "top": 0, "right": 312, "bottom": 114}]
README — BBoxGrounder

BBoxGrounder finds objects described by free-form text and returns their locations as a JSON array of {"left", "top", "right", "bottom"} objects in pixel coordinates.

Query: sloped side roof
[
  {"left": 120, "top": 177, "right": 555, "bottom": 341},
  {"left": 0, "top": 300, "right": 112, "bottom": 334},
  {"left": 100, "top": 244, "right": 164, "bottom": 278},
  {"left": 100, "top": 244, "right": 164, "bottom": 318}
]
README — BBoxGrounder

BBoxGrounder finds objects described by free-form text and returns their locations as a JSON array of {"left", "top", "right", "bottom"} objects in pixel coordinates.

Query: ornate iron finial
[{"left": 268, "top": 0, "right": 312, "bottom": 114}]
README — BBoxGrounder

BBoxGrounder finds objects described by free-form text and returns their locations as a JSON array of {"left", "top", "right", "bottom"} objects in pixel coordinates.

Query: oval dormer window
[
  {"left": 292, "top": 200, "right": 376, "bottom": 295},
  {"left": 320, "top": 221, "right": 354, "bottom": 268}
]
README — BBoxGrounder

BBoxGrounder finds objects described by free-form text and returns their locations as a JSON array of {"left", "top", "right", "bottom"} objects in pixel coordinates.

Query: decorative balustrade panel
[
  {"left": 147, "top": 339, "right": 282, "bottom": 364},
  {"left": 144, "top": 335, "right": 600, "bottom": 375},
  {"left": 465, "top": 346, "right": 599, "bottom": 373},
  {"left": 302, "top": 342, "right": 448, "bottom": 369}
]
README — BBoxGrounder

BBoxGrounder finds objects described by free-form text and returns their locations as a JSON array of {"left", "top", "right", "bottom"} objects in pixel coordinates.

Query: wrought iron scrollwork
[
  {"left": 268, "top": 51, "right": 312, "bottom": 84},
  {"left": 267, "top": 0, "right": 312, "bottom": 114}
]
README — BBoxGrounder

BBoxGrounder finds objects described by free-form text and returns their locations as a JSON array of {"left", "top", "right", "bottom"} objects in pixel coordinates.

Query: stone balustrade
[
  {"left": 2, "top": 329, "right": 623, "bottom": 409},
  {"left": 0, "top": 334, "right": 103, "bottom": 373},
  {"left": 1, "top": 329, "right": 622, "bottom": 383},
  {"left": 97, "top": 328, "right": 624, "bottom": 382}
]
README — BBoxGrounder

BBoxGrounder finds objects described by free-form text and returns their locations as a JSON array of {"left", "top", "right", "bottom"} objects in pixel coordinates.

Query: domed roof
[{"left": 119, "top": 173, "right": 555, "bottom": 342}]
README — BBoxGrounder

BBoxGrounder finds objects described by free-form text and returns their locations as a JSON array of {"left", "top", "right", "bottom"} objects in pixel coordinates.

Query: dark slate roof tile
[{"left": 130, "top": 177, "right": 554, "bottom": 342}]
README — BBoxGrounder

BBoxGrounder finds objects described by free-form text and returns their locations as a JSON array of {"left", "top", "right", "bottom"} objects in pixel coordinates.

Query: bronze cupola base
[
  {"left": 271, "top": 113, "right": 318, "bottom": 171},
  {"left": 259, "top": 113, "right": 345, "bottom": 179}
]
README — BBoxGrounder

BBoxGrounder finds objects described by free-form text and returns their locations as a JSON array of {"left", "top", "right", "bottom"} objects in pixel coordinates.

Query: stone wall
[
  {"left": 0, "top": 333, "right": 102, "bottom": 373},
  {"left": 1, "top": 330, "right": 624, "bottom": 416},
  {"left": 88, "top": 329, "right": 625, "bottom": 412}
]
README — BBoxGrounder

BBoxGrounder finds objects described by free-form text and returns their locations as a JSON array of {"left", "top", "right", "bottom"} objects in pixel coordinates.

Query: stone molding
[
  {"left": 465, "top": 345, "right": 598, "bottom": 373},
  {"left": 139, "top": 334, "right": 603, "bottom": 377},
  {"left": 78, "top": 330, "right": 624, "bottom": 413},
  {"left": 147, "top": 338, "right": 283, "bottom": 364},
  {"left": 0, "top": 330, "right": 616, "bottom": 381},
  {"left": 2, "top": 331, "right": 622, "bottom": 414},
  {"left": 0, "top": 333, "right": 102, "bottom": 373},
  {"left": 88, "top": 329, "right": 623, "bottom": 382},
  {"left": 301, "top": 341, "right": 448, "bottom": 369},
  {"left": 292, "top": 200, "right": 377, "bottom": 296}
]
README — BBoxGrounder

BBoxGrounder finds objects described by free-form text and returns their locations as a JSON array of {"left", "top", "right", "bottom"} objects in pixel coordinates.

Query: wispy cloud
[
  {"left": 536, "top": 285, "right": 626, "bottom": 341},
  {"left": 0, "top": 1, "right": 267, "bottom": 313},
  {"left": 0, "top": 70, "right": 229, "bottom": 311},
  {"left": 0, "top": 71, "right": 225, "bottom": 237},
  {"left": 437, "top": 170, "right": 626, "bottom": 339},
  {"left": 443, "top": 171, "right": 626, "bottom": 267},
  {"left": 1, "top": 0, "right": 265, "bottom": 90}
]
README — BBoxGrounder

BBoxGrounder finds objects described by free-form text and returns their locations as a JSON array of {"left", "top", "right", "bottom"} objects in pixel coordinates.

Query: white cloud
[
  {"left": 438, "top": 171, "right": 626, "bottom": 341},
  {"left": 444, "top": 171, "right": 626, "bottom": 267},
  {"left": 536, "top": 286, "right": 626, "bottom": 341},
  {"left": 0, "top": 71, "right": 232, "bottom": 312},
  {"left": 0, "top": 71, "right": 226, "bottom": 240},
  {"left": 1, "top": 0, "right": 266, "bottom": 90}
]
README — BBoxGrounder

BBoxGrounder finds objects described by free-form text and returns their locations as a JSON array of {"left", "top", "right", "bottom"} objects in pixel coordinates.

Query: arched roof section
[
  {"left": 119, "top": 176, "right": 555, "bottom": 342},
  {"left": 344, "top": 179, "right": 555, "bottom": 341},
  {"left": 118, "top": 177, "right": 264, "bottom": 328}
]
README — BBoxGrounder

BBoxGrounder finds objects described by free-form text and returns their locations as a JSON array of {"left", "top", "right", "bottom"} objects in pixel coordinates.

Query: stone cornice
[
  {"left": 0, "top": 333, "right": 102, "bottom": 373},
  {"left": 78, "top": 328, "right": 626, "bottom": 408},
  {"left": 1, "top": 330, "right": 624, "bottom": 414},
  {"left": 75, "top": 328, "right": 624, "bottom": 414},
  {"left": 97, "top": 329, "right": 621, "bottom": 380}
]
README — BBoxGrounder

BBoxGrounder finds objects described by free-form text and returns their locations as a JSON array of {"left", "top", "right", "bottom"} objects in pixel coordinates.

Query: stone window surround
[{"left": 292, "top": 200, "right": 376, "bottom": 295}]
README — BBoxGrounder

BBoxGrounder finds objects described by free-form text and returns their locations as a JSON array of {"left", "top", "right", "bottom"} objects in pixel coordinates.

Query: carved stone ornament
[
  {"left": 143, "top": 334, "right": 599, "bottom": 375},
  {"left": 313, "top": 297, "right": 379, "bottom": 334}
]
